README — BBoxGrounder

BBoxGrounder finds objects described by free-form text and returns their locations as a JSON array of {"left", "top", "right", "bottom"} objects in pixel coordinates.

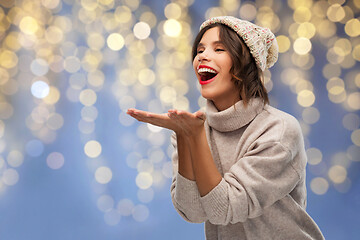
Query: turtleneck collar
[{"left": 205, "top": 98, "right": 265, "bottom": 132}]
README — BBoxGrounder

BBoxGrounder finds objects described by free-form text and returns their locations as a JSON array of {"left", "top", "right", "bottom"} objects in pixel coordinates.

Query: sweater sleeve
[
  {"left": 199, "top": 125, "right": 304, "bottom": 225},
  {"left": 169, "top": 134, "right": 207, "bottom": 223}
]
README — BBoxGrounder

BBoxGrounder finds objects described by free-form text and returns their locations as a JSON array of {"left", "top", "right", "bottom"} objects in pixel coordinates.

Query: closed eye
[{"left": 215, "top": 49, "right": 225, "bottom": 52}]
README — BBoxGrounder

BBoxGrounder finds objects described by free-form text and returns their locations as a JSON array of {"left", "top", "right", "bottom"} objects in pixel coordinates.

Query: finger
[{"left": 194, "top": 111, "right": 206, "bottom": 121}]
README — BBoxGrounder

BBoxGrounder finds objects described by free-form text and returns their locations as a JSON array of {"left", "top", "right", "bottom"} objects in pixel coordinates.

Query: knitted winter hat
[{"left": 200, "top": 16, "right": 279, "bottom": 71}]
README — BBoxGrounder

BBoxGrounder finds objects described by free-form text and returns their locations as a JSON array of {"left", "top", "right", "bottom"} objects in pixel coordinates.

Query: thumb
[{"left": 194, "top": 111, "right": 206, "bottom": 121}]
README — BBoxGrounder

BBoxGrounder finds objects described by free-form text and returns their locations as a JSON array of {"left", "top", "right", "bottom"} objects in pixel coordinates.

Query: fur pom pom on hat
[{"left": 200, "top": 16, "right": 279, "bottom": 71}]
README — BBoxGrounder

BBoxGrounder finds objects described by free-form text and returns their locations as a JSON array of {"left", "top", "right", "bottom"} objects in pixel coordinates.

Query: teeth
[{"left": 198, "top": 68, "right": 217, "bottom": 74}]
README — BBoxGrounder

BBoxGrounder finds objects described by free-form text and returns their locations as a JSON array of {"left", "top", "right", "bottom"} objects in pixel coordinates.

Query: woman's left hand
[{"left": 127, "top": 108, "right": 206, "bottom": 137}]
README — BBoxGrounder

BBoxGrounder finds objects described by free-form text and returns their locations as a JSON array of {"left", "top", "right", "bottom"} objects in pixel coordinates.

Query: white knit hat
[{"left": 200, "top": 16, "right": 279, "bottom": 71}]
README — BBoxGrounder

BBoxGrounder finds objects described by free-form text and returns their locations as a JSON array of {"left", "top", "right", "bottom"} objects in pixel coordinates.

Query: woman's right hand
[{"left": 127, "top": 108, "right": 184, "bottom": 134}]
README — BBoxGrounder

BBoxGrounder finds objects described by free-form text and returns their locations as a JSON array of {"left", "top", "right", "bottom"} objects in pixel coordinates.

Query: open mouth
[{"left": 198, "top": 65, "right": 218, "bottom": 85}]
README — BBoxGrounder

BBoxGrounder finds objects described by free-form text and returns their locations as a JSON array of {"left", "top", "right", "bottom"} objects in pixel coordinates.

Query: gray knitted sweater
[{"left": 170, "top": 98, "right": 324, "bottom": 240}]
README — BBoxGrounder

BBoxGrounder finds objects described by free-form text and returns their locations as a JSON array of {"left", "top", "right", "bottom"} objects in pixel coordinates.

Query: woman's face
[{"left": 193, "top": 26, "right": 240, "bottom": 111}]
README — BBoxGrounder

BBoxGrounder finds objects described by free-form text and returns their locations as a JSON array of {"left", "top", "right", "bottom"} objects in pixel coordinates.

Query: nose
[{"left": 198, "top": 50, "right": 209, "bottom": 62}]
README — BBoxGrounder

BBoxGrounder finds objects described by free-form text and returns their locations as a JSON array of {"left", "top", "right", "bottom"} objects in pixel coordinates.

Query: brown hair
[{"left": 192, "top": 23, "right": 269, "bottom": 106}]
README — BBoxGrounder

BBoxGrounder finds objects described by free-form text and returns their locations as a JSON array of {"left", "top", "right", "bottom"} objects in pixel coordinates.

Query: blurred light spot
[
  {"left": 31, "top": 105, "right": 49, "bottom": 124},
  {"left": 0, "top": 102, "right": 14, "bottom": 119},
  {"left": 88, "top": 70, "right": 105, "bottom": 89},
  {"left": 78, "top": 119, "right": 95, "bottom": 134},
  {"left": 326, "top": 77, "right": 344, "bottom": 94},
  {"left": 1, "top": 79, "right": 18, "bottom": 95},
  {"left": 7, "top": 150, "right": 24, "bottom": 168},
  {"left": 139, "top": 11, "right": 157, "bottom": 28},
  {"left": 0, "top": 50, "right": 18, "bottom": 69},
  {"left": 343, "top": 113, "right": 360, "bottom": 130},
  {"left": 104, "top": 209, "right": 121, "bottom": 226},
  {"left": 46, "top": 152, "right": 65, "bottom": 169},
  {"left": 63, "top": 56, "right": 81, "bottom": 73},
  {"left": 41, "top": 0, "right": 60, "bottom": 9},
  {"left": 147, "top": 132, "right": 166, "bottom": 146},
  {"left": 69, "top": 73, "right": 87, "bottom": 90},
  {"left": 45, "top": 26, "right": 63, "bottom": 44},
  {"left": 43, "top": 86, "right": 60, "bottom": 105},
  {"left": 162, "top": 161, "right": 173, "bottom": 178},
  {"left": 84, "top": 140, "right": 102, "bottom": 158},
  {"left": 334, "top": 38, "right": 352, "bottom": 56},
  {"left": 81, "top": 106, "right": 98, "bottom": 122},
  {"left": 47, "top": 113, "right": 64, "bottom": 130},
  {"left": 114, "top": 6, "right": 132, "bottom": 23},
  {"left": 117, "top": 199, "right": 134, "bottom": 216},
  {"left": 81, "top": 0, "right": 98, "bottom": 10},
  {"left": 353, "top": 45, "right": 360, "bottom": 61},
  {"left": 297, "top": 22, "right": 316, "bottom": 39},
  {"left": 119, "top": 111, "right": 135, "bottom": 126},
  {"left": 79, "top": 89, "right": 97, "bottom": 106},
  {"left": 293, "top": 7, "right": 311, "bottom": 23},
  {"left": 221, "top": 0, "right": 240, "bottom": 12},
  {"left": 310, "top": 177, "right": 329, "bottom": 195},
  {"left": 107, "top": 33, "right": 125, "bottom": 51},
  {"left": 118, "top": 95, "right": 136, "bottom": 111},
  {"left": 137, "top": 159, "right": 154, "bottom": 173},
  {"left": 95, "top": 166, "right": 112, "bottom": 184},
  {"left": 328, "top": 165, "right": 347, "bottom": 183},
  {"left": 25, "top": 139, "right": 44, "bottom": 157},
  {"left": 19, "top": 16, "right": 39, "bottom": 35},
  {"left": 136, "top": 172, "right": 153, "bottom": 189},
  {"left": 297, "top": 90, "right": 315, "bottom": 107},
  {"left": 205, "top": 7, "right": 227, "bottom": 19},
  {"left": 138, "top": 68, "right": 155, "bottom": 86},
  {"left": 2, "top": 168, "right": 19, "bottom": 186},
  {"left": 132, "top": 204, "right": 149, "bottom": 222},
  {"left": 149, "top": 149, "right": 165, "bottom": 164},
  {"left": 147, "top": 124, "right": 162, "bottom": 133},
  {"left": 302, "top": 107, "right": 320, "bottom": 124},
  {"left": 163, "top": 19, "right": 182, "bottom": 37},
  {"left": 31, "top": 81, "right": 50, "bottom": 99},
  {"left": 97, "top": 194, "right": 114, "bottom": 212},
  {"left": 239, "top": 2, "right": 257, "bottom": 21},
  {"left": 293, "top": 37, "right": 311, "bottom": 55},
  {"left": 133, "top": 22, "right": 151, "bottom": 40},
  {"left": 87, "top": 33, "right": 105, "bottom": 50},
  {"left": 346, "top": 92, "right": 360, "bottom": 110},
  {"left": 0, "top": 67, "right": 9, "bottom": 85},
  {"left": 344, "top": 18, "right": 360, "bottom": 37},
  {"left": 124, "top": 0, "right": 140, "bottom": 10},
  {"left": 317, "top": 20, "right": 336, "bottom": 38},
  {"left": 164, "top": 3, "right": 182, "bottom": 19},
  {"left": 347, "top": 145, "right": 360, "bottom": 162},
  {"left": 276, "top": 35, "right": 290, "bottom": 53},
  {"left": 126, "top": 152, "right": 142, "bottom": 168},
  {"left": 137, "top": 188, "right": 154, "bottom": 203},
  {"left": 159, "top": 86, "right": 177, "bottom": 104},
  {"left": 334, "top": 178, "right": 351, "bottom": 193},
  {"left": 327, "top": 4, "right": 345, "bottom": 22},
  {"left": 351, "top": 129, "right": 360, "bottom": 146},
  {"left": 306, "top": 148, "right": 322, "bottom": 165}
]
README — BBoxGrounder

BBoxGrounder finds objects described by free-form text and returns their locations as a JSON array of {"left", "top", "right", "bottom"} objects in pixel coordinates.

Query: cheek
[{"left": 192, "top": 58, "right": 197, "bottom": 69}]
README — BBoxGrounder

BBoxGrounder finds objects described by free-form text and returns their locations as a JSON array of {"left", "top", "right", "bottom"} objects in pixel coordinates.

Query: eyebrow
[{"left": 197, "top": 41, "right": 224, "bottom": 48}]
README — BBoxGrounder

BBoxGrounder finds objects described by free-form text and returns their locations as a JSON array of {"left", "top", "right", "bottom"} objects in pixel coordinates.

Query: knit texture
[
  {"left": 200, "top": 16, "right": 279, "bottom": 71},
  {"left": 170, "top": 99, "right": 324, "bottom": 240}
]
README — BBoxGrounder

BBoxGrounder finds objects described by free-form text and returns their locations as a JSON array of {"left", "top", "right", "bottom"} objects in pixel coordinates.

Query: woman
[{"left": 127, "top": 16, "right": 324, "bottom": 240}]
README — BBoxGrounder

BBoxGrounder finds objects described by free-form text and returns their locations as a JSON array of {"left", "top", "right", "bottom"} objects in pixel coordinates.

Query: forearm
[
  {"left": 188, "top": 127, "right": 222, "bottom": 197},
  {"left": 176, "top": 132, "right": 195, "bottom": 181}
]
